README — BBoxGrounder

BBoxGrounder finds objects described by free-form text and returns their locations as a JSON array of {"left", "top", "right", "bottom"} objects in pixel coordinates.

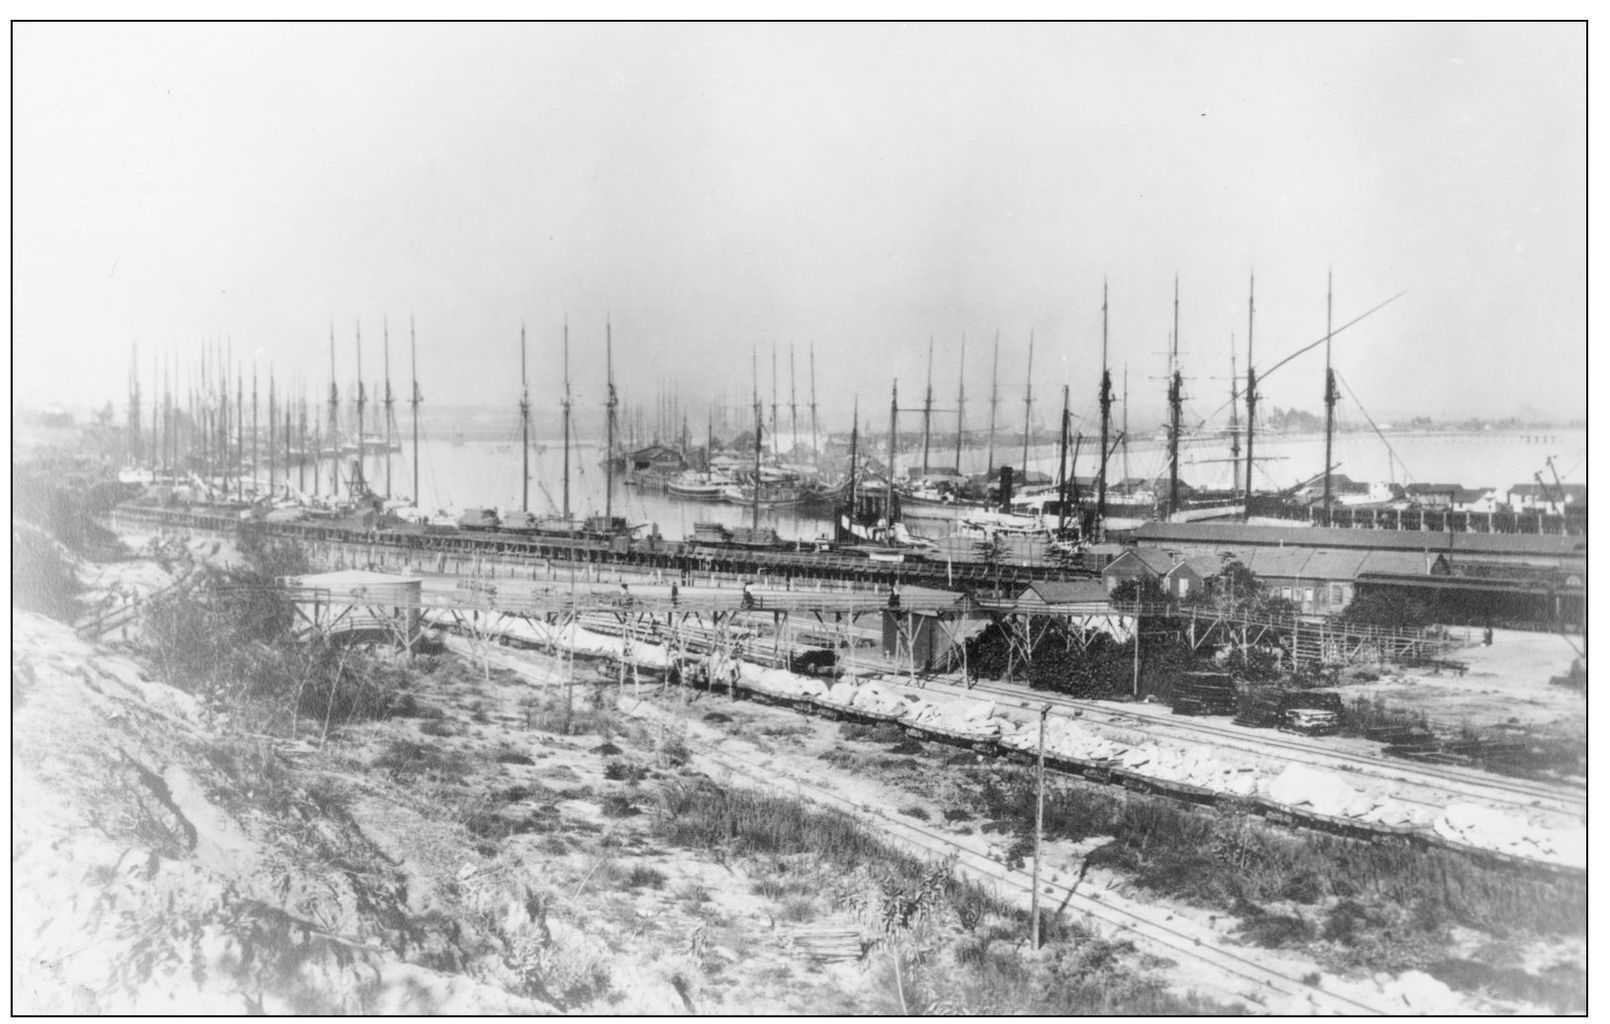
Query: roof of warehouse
[{"left": 1131, "top": 521, "right": 1585, "bottom": 557}]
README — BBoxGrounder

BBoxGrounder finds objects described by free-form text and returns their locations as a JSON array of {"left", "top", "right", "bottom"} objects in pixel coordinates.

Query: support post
[{"left": 1030, "top": 703, "right": 1050, "bottom": 950}]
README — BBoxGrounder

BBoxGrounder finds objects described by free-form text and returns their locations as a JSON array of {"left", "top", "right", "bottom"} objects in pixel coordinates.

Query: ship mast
[
  {"left": 605, "top": 317, "right": 618, "bottom": 523},
  {"left": 1021, "top": 330, "right": 1035, "bottom": 476},
  {"left": 752, "top": 349, "right": 763, "bottom": 530},
  {"left": 328, "top": 325, "right": 340, "bottom": 497},
  {"left": 127, "top": 342, "right": 141, "bottom": 467},
  {"left": 562, "top": 317, "right": 572, "bottom": 519},
  {"left": 809, "top": 342, "right": 820, "bottom": 461},
  {"left": 888, "top": 378, "right": 899, "bottom": 492},
  {"left": 1322, "top": 270, "right": 1338, "bottom": 521},
  {"left": 1228, "top": 335, "right": 1241, "bottom": 498},
  {"left": 789, "top": 343, "right": 799, "bottom": 460},
  {"left": 410, "top": 317, "right": 423, "bottom": 506},
  {"left": 355, "top": 321, "right": 366, "bottom": 499},
  {"left": 268, "top": 370, "right": 276, "bottom": 497},
  {"left": 953, "top": 333, "right": 966, "bottom": 473},
  {"left": 1097, "top": 281, "right": 1112, "bottom": 535},
  {"left": 986, "top": 330, "right": 1000, "bottom": 475},
  {"left": 770, "top": 342, "right": 780, "bottom": 458},
  {"left": 1244, "top": 275, "right": 1257, "bottom": 516},
  {"left": 251, "top": 360, "right": 257, "bottom": 492},
  {"left": 236, "top": 369, "right": 244, "bottom": 501},
  {"left": 520, "top": 322, "right": 531, "bottom": 513},
  {"left": 1056, "top": 384, "right": 1070, "bottom": 535},
  {"left": 921, "top": 336, "right": 935, "bottom": 477},
  {"left": 1167, "top": 276, "right": 1182, "bottom": 520},
  {"left": 384, "top": 318, "right": 395, "bottom": 500}
]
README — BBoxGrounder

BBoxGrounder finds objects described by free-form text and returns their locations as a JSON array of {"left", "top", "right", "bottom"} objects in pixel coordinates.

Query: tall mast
[
  {"left": 1021, "top": 330, "right": 1035, "bottom": 475},
  {"left": 268, "top": 370, "right": 276, "bottom": 496},
  {"left": 605, "top": 317, "right": 617, "bottom": 523},
  {"left": 1167, "top": 276, "right": 1182, "bottom": 519},
  {"left": 127, "top": 342, "right": 141, "bottom": 466},
  {"left": 1056, "top": 384, "right": 1070, "bottom": 534},
  {"left": 954, "top": 333, "right": 966, "bottom": 473},
  {"left": 520, "top": 322, "right": 531, "bottom": 513},
  {"left": 409, "top": 317, "right": 423, "bottom": 506},
  {"left": 770, "top": 342, "right": 779, "bottom": 458},
  {"left": 384, "top": 318, "right": 395, "bottom": 500},
  {"left": 847, "top": 395, "right": 860, "bottom": 508},
  {"left": 562, "top": 317, "right": 572, "bottom": 519},
  {"left": 354, "top": 320, "right": 366, "bottom": 497},
  {"left": 888, "top": 378, "right": 899, "bottom": 490},
  {"left": 1322, "top": 270, "right": 1337, "bottom": 519},
  {"left": 1228, "top": 334, "right": 1241, "bottom": 497},
  {"left": 1097, "top": 281, "right": 1112, "bottom": 533},
  {"left": 809, "top": 342, "right": 820, "bottom": 461},
  {"left": 251, "top": 361, "right": 259, "bottom": 492},
  {"left": 986, "top": 330, "right": 1000, "bottom": 475},
  {"left": 328, "top": 325, "right": 340, "bottom": 497},
  {"left": 236, "top": 369, "right": 244, "bottom": 501},
  {"left": 920, "top": 337, "right": 935, "bottom": 477},
  {"left": 1244, "top": 274, "right": 1257, "bottom": 514},
  {"left": 789, "top": 343, "right": 799, "bottom": 460},
  {"left": 1122, "top": 365, "right": 1131, "bottom": 486},
  {"left": 751, "top": 349, "right": 763, "bottom": 530},
  {"left": 283, "top": 387, "right": 292, "bottom": 499}
]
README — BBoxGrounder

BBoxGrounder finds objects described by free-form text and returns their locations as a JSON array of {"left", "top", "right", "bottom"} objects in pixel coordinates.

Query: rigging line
[
  {"left": 1334, "top": 370, "right": 1418, "bottom": 486},
  {"left": 1184, "top": 290, "right": 1408, "bottom": 432}
]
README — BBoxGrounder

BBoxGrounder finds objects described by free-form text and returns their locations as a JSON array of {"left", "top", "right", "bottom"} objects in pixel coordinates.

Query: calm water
[{"left": 299, "top": 427, "right": 1585, "bottom": 543}]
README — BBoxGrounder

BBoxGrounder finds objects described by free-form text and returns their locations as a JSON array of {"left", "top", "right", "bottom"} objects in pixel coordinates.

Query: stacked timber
[
  {"left": 1233, "top": 687, "right": 1286, "bottom": 728},
  {"left": 1169, "top": 672, "right": 1238, "bottom": 716}
]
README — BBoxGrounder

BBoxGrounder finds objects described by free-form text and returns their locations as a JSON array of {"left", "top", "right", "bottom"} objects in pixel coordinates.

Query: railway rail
[
  {"left": 471, "top": 640, "right": 1400, "bottom": 1015},
  {"left": 944, "top": 679, "right": 1586, "bottom": 818}
]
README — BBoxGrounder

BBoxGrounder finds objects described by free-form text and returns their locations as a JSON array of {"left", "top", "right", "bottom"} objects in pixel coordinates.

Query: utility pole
[
  {"left": 1322, "top": 270, "right": 1338, "bottom": 522},
  {"left": 1030, "top": 703, "right": 1049, "bottom": 950},
  {"left": 1021, "top": 331, "right": 1035, "bottom": 476},
  {"left": 1098, "top": 281, "right": 1113, "bottom": 536},
  {"left": 1167, "top": 276, "right": 1183, "bottom": 520},
  {"left": 954, "top": 333, "right": 966, "bottom": 473}
]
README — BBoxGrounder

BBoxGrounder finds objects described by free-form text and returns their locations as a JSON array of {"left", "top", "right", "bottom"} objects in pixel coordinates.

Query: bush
[{"left": 12, "top": 523, "right": 84, "bottom": 621}]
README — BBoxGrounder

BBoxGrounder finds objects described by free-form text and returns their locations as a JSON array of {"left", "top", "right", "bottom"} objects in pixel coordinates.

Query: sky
[{"left": 12, "top": 21, "right": 1588, "bottom": 436}]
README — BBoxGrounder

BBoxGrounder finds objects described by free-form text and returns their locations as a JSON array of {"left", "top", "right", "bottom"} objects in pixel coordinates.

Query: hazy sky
[{"left": 14, "top": 22, "right": 1586, "bottom": 435}]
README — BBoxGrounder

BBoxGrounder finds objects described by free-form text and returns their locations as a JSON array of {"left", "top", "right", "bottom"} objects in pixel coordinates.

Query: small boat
[{"left": 667, "top": 470, "right": 734, "bottom": 501}]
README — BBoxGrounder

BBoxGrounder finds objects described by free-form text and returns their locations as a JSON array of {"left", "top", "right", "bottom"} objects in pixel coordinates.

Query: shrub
[
  {"left": 600, "top": 793, "right": 640, "bottom": 818},
  {"left": 603, "top": 760, "right": 648, "bottom": 784},
  {"left": 622, "top": 864, "right": 667, "bottom": 889}
]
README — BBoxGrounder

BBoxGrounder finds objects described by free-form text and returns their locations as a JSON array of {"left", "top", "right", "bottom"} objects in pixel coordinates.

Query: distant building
[{"left": 1506, "top": 482, "right": 1587, "bottom": 514}]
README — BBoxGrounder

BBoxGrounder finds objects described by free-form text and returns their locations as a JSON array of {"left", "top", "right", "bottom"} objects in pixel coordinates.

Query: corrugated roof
[
  {"left": 1019, "top": 579, "right": 1110, "bottom": 604},
  {"left": 1131, "top": 521, "right": 1585, "bottom": 558},
  {"left": 291, "top": 570, "right": 424, "bottom": 588}
]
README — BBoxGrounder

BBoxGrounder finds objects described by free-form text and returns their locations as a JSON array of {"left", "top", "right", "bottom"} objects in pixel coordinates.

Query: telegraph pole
[{"left": 1322, "top": 270, "right": 1338, "bottom": 521}]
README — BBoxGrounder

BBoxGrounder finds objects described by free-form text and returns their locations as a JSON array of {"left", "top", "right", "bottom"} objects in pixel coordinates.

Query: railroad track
[
  {"left": 471, "top": 641, "right": 1398, "bottom": 1015},
  {"left": 943, "top": 678, "right": 1585, "bottom": 818}
]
